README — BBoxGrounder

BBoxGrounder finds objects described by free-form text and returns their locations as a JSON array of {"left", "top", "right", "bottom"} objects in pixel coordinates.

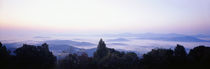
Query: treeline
[
  {"left": 1, "top": 39, "right": 210, "bottom": 69},
  {"left": 0, "top": 43, "right": 56, "bottom": 69}
]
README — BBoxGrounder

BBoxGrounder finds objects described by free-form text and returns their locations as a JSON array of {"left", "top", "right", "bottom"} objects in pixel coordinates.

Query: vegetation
[
  {"left": 0, "top": 42, "right": 56, "bottom": 69},
  {"left": 0, "top": 42, "right": 11, "bottom": 69},
  {"left": 0, "top": 39, "right": 210, "bottom": 69}
]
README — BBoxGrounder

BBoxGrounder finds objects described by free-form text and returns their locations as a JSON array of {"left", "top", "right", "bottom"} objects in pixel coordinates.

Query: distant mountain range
[
  {"left": 135, "top": 33, "right": 210, "bottom": 42},
  {"left": 42, "top": 40, "right": 96, "bottom": 46},
  {"left": 193, "top": 34, "right": 210, "bottom": 38},
  {"left": 108, "top": 43, "right": 128, "bottom": 46},
  {"left": 107, "top": 38, "right": 130, "bottom": 42},
  {"left": 104, "top": 33, "right": 210, "bottom": 42}
]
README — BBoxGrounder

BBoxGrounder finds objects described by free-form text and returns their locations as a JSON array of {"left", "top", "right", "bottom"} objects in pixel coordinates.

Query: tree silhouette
[
  {"left": 188, "top": 46, "right": 210, "bottom": 69},
  {"left": 58, "top": 53, "right": 94, "bottom": 69},
  {"left": 93, "top": 39, "right": 109, "bottom": 61},
  {"left": 0, "top": 42, "right": 11, "bottom": 69},
  {"left": 92, "top": 39, "right": 139, "bottom": 69},
  {"left": 14, "top": 43, "right": 56, "bottom": 69},
  {"left": 172, "top": 44, "right": 187, "bottom": 69},
  {"left": 174, "top": 44, "right": 187, "bottom": 57},
  {"left": 141, "top": 48, "right": 174, "bottom": 69}
]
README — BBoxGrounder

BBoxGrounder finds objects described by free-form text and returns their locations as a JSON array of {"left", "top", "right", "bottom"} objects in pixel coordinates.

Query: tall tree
[{"left": 94, "top": 39, "right": 109, "bottom": 61}]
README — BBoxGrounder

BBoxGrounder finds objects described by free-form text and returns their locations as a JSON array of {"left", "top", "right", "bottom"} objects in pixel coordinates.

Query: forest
[{"left": 0, "top": 39, "right": 210, "bottom": 69}]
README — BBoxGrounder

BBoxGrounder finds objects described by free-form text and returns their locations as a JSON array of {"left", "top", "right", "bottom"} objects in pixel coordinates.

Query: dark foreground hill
[{"left": 1, "top": 39, "right": 210, "bottom": 69}]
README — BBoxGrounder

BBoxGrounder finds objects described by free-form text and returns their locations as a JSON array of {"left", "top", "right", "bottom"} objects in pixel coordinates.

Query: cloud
[
  {"left": 107, "top": 38, "right": 129, "bottom": 42},
  {"left": 33, "top": 36, "right": 51, "bottom": 39},
  {"left": 108, "top": 43, "right": 128, "bottom": 46}
]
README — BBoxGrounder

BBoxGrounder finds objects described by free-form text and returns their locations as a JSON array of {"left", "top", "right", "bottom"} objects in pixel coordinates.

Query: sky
[{"left": 0, "top": 0, "right": 210, "bottom": 34}]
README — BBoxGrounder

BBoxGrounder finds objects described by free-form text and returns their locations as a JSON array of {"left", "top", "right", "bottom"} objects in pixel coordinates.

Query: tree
[
  {"left": 58, "top": 53, "right": 94, "bottom": 69},
  {"left": 93, "top": 39, "right": 109, "bottom": 61},
  {"left": 141, "top": 48, "right": 174, "bottom": 69},
  {"left": 93, "top": 39, "right": 139, "bottom": 69},
  {"left": 121, "top": 52, "right": 139, "bottom": 69},
  {"left": 188, "top": 46, "right": 210, "bottom": 69},
  {"left": 14, "top": 43, "right": 56, "bottom": 69},
  {"left": 174, "top": 44, "right": 187, "bottom": 57},
  {"left": 172, "top": 44, "right": 187, "bottom": 69},
  {"left": 0, "top": 42, "right": 11, "bottom": 69},
  {"left": 0, "top": 42, "right": 10, "bottom": 58}
]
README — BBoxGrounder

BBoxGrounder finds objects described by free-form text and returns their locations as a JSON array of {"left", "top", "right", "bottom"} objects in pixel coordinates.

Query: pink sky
[{"left": 0, "top": 0, "right": 210, "bottom": 34}]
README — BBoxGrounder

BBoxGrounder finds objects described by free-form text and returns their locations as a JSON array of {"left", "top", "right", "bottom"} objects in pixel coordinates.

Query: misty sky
[{"left": 0, "top": 0, "right": 210, "bottom": 34}]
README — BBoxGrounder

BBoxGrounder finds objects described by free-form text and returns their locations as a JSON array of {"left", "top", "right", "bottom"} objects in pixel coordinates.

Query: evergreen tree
[
  {"left": 94, "top": 39, "right": 109, "bottom": 61},
  {"left": 93, "top": 39, "right": 139, "bottom": 69}
]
